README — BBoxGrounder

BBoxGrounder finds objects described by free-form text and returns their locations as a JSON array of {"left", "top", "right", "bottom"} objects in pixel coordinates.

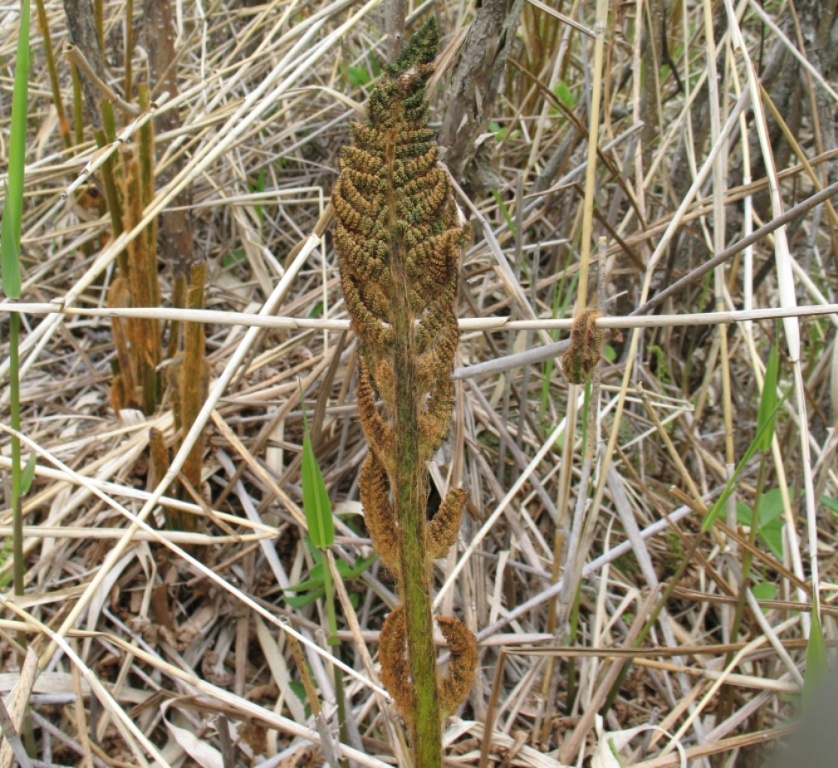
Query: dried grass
[{"left": 0, "top": 0, "right": 836, "bottom": 766}]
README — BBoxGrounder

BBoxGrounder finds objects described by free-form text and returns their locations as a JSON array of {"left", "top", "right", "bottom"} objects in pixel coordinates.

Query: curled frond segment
[
  {"left": 356, "top": 360, "right": 395, "bottom": 468},
  {"left": 426, "top": 488, "right": 468, "bottom": 560},
  {"left": 437, "top": 615, "right": 478, "bottom": 714},
  {"left": 360, "top": 453, "right": 399, "bottom": 573},
  {"left": 379, "top": 606, "right": 414, "bottom": 725}
]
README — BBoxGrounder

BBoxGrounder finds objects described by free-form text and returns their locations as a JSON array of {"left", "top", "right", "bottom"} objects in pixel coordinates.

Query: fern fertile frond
[{"left": 332, "top": 16, "right": 477, "bottom": 765}]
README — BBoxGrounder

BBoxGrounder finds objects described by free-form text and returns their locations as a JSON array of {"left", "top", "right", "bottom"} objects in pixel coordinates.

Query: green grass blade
[
  {"left": 21, "top": 453, "right": 37, "bottom": 495},
  {"left": 701, "top": 393, "right": 788, "bottom": 532},
  {"left": 300, "top": 401, "right": 335, "bottom": 549},
  {"left": 1, "top": 209, "right": 20, "bottom": 298},
  {"left": 1, "top": 0, "right": 32, "bottom": 300},
  {"left": 754, "top": 337, "right": 780, "bottom": 452},
  {"left": 491, "top": 189, "right": 516, "bottom": 239},
  {"left": 803, "top": 601, "right": 827, "bottom": 711}
]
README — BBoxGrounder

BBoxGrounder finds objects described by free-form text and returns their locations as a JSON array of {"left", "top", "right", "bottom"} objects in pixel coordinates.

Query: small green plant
[
  {"left": 1, "top": 0, "right": 32, "bottom": 612},
  {"left": 332, "top": 17, "right": 477, "bottom": 766},
  {"left": 702, "top": 335, "right": 785, "bottom": 532},
  {"left": 488, "top": 119, "right": 521, "bottom": 142},
  {"left": 297, "top": 394, "right": 359, "bottom": 754},
  {"left": 284, "top": 543, "right": 376, "bottom": 608},
  {"left": 340, "top": 50, "right": 380, "bottom": 91}
]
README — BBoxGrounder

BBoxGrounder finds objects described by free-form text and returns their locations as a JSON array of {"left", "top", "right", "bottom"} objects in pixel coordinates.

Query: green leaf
[
  {"left": 21, "top": 453, "right": 36, "bottom": 495},
  {"left": 340, "top": 554, "right": 377, "bottom": 580},
  {"left": 751, "top": 582, "right": 778, "bottom": 605},
  {"left": 308, "top": 300, "right": 324, "bottom": 319},
  {"left": 347, "top": 65, "right": 372, "bottom": 87},
  {"left": 306, "top": 540, "right": 324, "bottom": 563},
  {"left": 736, "top": 489, "right": 786, "bottom": 559},
  {"left": 553, "top": 80, "right": 575, "bottom": 108},
  {"left": 738, "top": 502, "right": 759, "bottom": 535},
  {"left": 289, "top": 679, "right": 307, "bottom": 703},
  {"left": 288, "top": 679, "right": 313, "bottom": 719},
  {"left": 821, "top": 495, "right": 838, "bottom": 515},
  {"left": 248, "top": 169, "right": 267, "bottom": 221},
  {"left": 755, "top": 489, "right": 788, "bottom": 562},
  {"left": 285, "top": 587, "right": 326, "bottom": 608},
  {"left": 283, "top": 562, "right": 326, "bottom": 593},
  {"left": 488, "top": 121, "right": 520, "bottom": 142},
  {"left": 222, "top": 248, "right": 246, "bottom": 269},
  {"left": 248, "top": 168, "right": 267, "bottom": 194},
  {"left": 1, "top": 0, "right": 31, "bottom": 300},
  {"left": 607, "top": 737, "right": 622, "bottom": 763},
  {"left": 758, "top": 488, "right": 786, "bottom": 525},
  {"left": 803, "top": 604, "right": 828, "bottom": 711},
  {"left": 757, "top": 517, "right": 784, "bottom": 560},
  {"left": 754, "top": 339, "right": 780, "bottom": 452},
  {"left": 300, "top": 403, "right": 334, "bottom": 549}
]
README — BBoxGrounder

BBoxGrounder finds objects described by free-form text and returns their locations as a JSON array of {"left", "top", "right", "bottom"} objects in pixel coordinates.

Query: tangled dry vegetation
[{"left": 0, "top": 0, "right": 837, "bottom": 766}]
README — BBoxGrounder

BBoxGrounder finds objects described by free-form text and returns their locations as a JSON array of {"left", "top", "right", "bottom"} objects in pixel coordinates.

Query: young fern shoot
[{"left": 332, "top": 17, "right": 477, "bottom": 767}]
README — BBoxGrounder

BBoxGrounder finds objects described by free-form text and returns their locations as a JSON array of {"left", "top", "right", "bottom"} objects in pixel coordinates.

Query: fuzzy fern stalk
[
  {"left": 332, "top": 17, "right": 477, "bottom": 766},
  {"left": 109, "top": 137, "right": 162, "bottom": 415},
  {"left": 168, "top": 260, "right": 209, "bottom": 531}
]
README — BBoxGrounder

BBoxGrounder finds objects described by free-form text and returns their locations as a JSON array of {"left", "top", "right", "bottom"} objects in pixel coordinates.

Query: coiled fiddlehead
[{"left": 332, "top": 17, "right": 477, "bottom": 767}]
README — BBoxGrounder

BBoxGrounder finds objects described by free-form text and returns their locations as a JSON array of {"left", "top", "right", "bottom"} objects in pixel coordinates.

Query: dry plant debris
[{"left": 0, "top": 0, "right": 836, "bottom": 766}]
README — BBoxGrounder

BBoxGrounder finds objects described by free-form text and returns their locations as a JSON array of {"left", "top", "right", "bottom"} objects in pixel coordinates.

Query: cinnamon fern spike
[{"left": 333, "top": 17, "right": 476, "bottom": 767}]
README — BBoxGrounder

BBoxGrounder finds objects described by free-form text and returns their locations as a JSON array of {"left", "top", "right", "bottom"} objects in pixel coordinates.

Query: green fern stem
[{"left": 392, "top": 299, "right": 442, "bottom": 764}]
